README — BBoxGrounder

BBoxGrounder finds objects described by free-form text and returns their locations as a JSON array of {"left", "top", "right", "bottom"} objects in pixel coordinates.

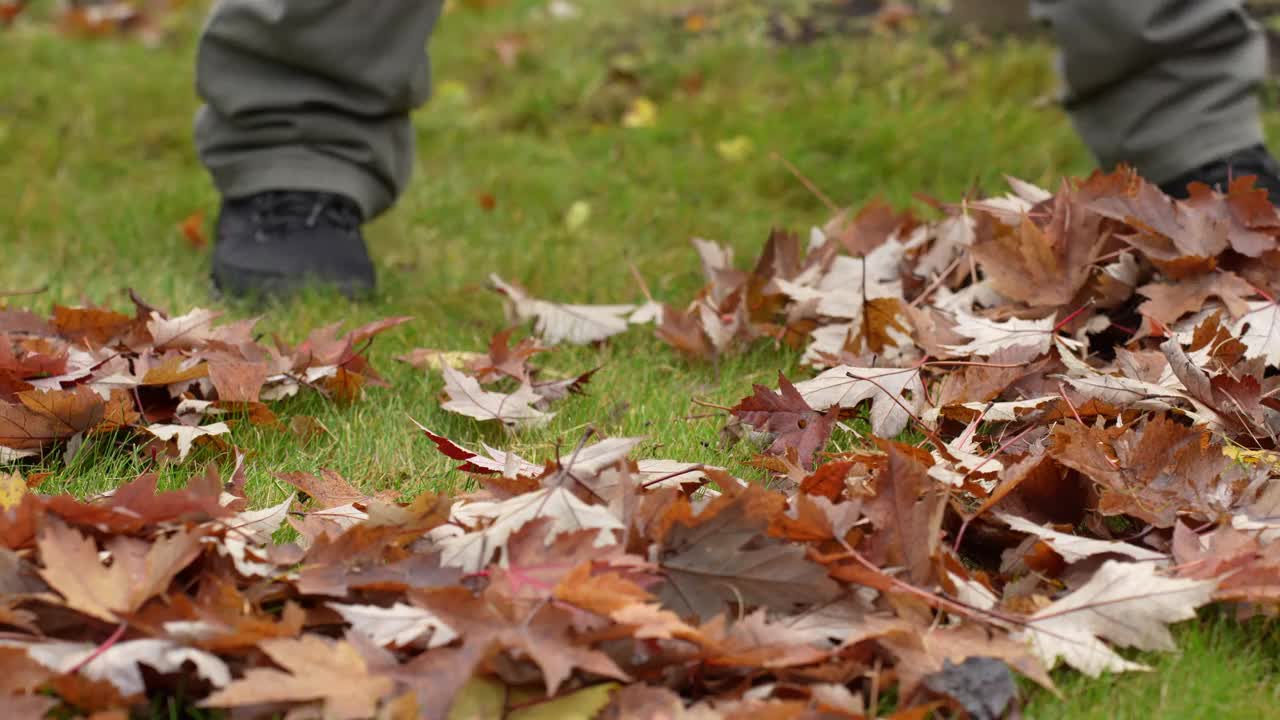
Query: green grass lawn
[{"left": 2, "top": 1, "right": 1278, "bottom": 717}]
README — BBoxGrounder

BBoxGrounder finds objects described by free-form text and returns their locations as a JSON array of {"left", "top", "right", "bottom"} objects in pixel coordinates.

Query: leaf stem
[{"left": 66, "top": 621, "right": 128, "bottom": 676}]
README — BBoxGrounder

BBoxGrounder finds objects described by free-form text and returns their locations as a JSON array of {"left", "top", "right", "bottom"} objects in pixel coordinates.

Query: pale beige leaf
[
  {"left": 610, "top": 603, "right": 700, "bottom": 641},
  {"left": 929, "top": 435, "right": 1004, "bottom": 489},
  {"left": 1231, "top": 300, "right": 1280, "bottom": 367},
  {"left": 951, "top": 396, "right": 1057, "bottom": 423},
  {"left": 23, "top": 639, "right": 229, "bottom": 696},
  {"left": 328, "top": 602, "right": 458, "bottom": 648},
  {"left": 1019, "top": 560, "right": 1214, "bottom": 676},
  {"left": 1057, "top": 341, "right": 1189, "bottom": 411},
  {"left": 552, "top": 436, "right": 644, "bottom": 475},
  {"left": 997, "top": 513, "right": 1166, "bottom": 564},
  {"left": 691, "top": 237, "right": 734, "bottom": 281},
  {"left": 772, "top": 601, "right": 898, "bottom": 649},
  {"left": 968, "top": 176, "right": 1051, "bottom": 225},
  {"left": 793, "top": 364, "right": 924, "bottom": 437},
  {"left": 774, "top": 242, "right": 906, "bottom": 318},
  {"left": 145, "top": 422, "right": 230, "bottom": 460},
  {"left": 231, "top": 493, "right": 295, "bottom": 545},
  {"left": 214, "top": 494, "right": 297, "bottom": 577},
  {"left": 440, "top": 363, "right": 550, "bottom": 428},
  {"left": 147, "top": 308, "right": 221, "bottom": 350},
  {"left": 439, "top": 487, "right": 623, "bottom": 572},
  {"left": 201, "top": 635, "right": 393, "bottom": 720},
  {"left": 801, "top": 322, "right": 854, "bottom": 368},
  {"left": 635, "top": 459, "right": 716, "bottom": 488},
  {"left": 490, "top": 274, "right": 634, "bottom": 345},
  {"left": 627, "top": 301, "right": 663, "bottom": 325},
  {"left": 943, "top": 310, "right": 1057, "bottom": 358},
  {"left": 1230, "top": 481, "right": 1280, "bottom": 543}
]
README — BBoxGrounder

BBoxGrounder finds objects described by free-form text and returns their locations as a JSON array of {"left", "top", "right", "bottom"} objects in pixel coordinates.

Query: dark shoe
[
  {"left": 1158, "top": 144, "right": 1280, "bottom": 205},
  {"left": 211, "top": 191, "right": 375, "bottom": 300}
]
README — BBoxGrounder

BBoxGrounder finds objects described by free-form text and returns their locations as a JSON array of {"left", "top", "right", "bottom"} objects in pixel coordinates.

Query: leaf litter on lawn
[
  {"left": 6, "top": 167, "right": 1280, "bottom": 717},
  {"left": 0, "top": 292, "right": 407, "bottom": 463}
]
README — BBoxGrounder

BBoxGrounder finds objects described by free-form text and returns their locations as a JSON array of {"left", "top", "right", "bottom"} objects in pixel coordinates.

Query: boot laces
[{"left": 252, "top": 192, "right": 362, "bottom": 240}]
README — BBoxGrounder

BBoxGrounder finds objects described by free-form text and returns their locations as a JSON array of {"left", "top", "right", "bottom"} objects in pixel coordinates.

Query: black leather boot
[
  {"left": 1158, "top": 144, "right": 1280, "bottom": 205},
  {"left": 211, "top": 191, "right": 376, "bottom": 300}
]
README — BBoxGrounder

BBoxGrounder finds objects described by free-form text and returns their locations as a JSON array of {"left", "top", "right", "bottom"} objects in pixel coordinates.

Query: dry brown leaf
[
  {"left": 862, "top": 442, "right": 946, "bottom": 586},
  {"left": 0, "top": 386, "right": 105, "bottom": 451},
  {"left": 972, "top": 181, "right": 1103, "bottom": 307},
  {"left": 731, "top": 372, "right": 837, "bottom": 469},
  {"left": 37, "top": 520, "right": 204, "bottom": 623},
  {"left": 202, "top": 635, "right": 394, "bottom": 720},
  {"left": 1137, "top": 271, "right": 1255, "bottom": 327},
  {"left": 657, "top": 485, "right": 840, "bottom": 621}
]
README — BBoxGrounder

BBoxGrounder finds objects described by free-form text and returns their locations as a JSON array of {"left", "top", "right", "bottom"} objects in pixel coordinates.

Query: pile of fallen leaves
[
  {"left": 5, "top": 167, "right": 1280, "bottom": 719},
  {"left": 0, "top": 293, "right": 405, "bottom": 463}
]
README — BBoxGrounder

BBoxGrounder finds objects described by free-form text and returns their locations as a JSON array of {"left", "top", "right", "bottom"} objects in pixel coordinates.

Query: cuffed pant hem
[
  {"left": 1118, "top": 119, "right": 1266, "bottom": 186},
  {"left": 205, "top": 147, "right": 394, "bottom": 219}
]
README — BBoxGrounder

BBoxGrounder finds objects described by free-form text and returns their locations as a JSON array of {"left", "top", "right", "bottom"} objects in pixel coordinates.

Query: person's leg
[
  {"left": 1031, "top": 0, "right": 1280, "bottom": 199},
  {"left": 194, "top": 0, "right": 442, "bottom": 298}
]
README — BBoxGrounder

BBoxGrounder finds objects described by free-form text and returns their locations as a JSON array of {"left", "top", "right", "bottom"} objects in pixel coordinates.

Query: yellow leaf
[
  {"left": 621, "top": 97, "right": 657, "bottom": 128},
  {"left": 1223, "top": 446, "right": 1280, "bottom": 467},
  {"left": 448, "top": 677, "right": 506, "bottom": 720},
  {"left": 446, "top": 677, "right": 619, "bottom": 719},
  {"left": 395, "top": 349, "right": 486, "bottom": 372},
  {"left": 684, "top": 13, "right": 708, "bottom": 32},
  {"left": 0, "top": 471, "right": 25, "bottom": 510},
  {"left": 716, "top": 135, "right": 755, "bottom": 162},
  {"left": 436, "top": 80, "right": 471, "bottom": 106},
  {"left": 564, "top": 201, "right": 592, "bottom": 232},
  {"left": 511, "top": 683, "right": 619, "bottom": 720}
]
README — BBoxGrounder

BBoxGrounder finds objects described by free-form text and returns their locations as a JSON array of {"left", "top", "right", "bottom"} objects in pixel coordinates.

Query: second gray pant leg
[
  {"left": 194, "top": 0, "right": 442, "bottom": 219},
  {"left": 1031, "top": 0, "right": 1267, "bottom": 184}
]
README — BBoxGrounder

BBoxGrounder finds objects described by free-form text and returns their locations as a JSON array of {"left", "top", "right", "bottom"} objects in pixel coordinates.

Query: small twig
[
  {"left": 957, "top": 424, "right": 1036, "bottom": 484},
  {"left": 1057, "top": 381, "right": 1083, "bottom": 425},
  {"left": 1247, "top": 281, "right": 1277, "bottom": 306},
  {"left": 640, "top": 463, "right": 707, "bottom": 489},
  {"left": 924, "top": 359, "right": 1024, "bottom": 369},
  {"left": 627, "top": 260, "right": 656, "bottom": 303},
  {"left": 1218, "top": 387, "right": 1273, "bottom": 448},
  {"left": 967, "top": 236, "right": 980, "bottom": 287},
  {"left": 956, "top": 406, "right": 986, "bottom": 449},
  {"left": 909, "top": 251, "right": 967, "bottom": 309},
  {"left": 832, "top": 539, "right": 1027, "bottom": 630},
  {"left": 1051, "top": 300, "right": 1096, "bottom": 333},
  {"left": 0, "top": 284, "right": 47, "bottom": 298},
  {"left": 547, "top": 427, "right": 602, "bottom": 502},
  {"left": 1087, "top": 248, "right": 1132, "bottom": 267},
  {"left": 771, "top": 151, "right": 839, "bottom": 213},
  {"left": 691, "top": 398, "right": 734, "bottom": 412},
  {"left": 868, "top": 657, "right": 883, "bottom": 720},
  {"left": 951, "top": 424, "right": 1040, "bottom": 553},
  {"left": 844, "top": 369, "right": 944, "bottom": 447}
]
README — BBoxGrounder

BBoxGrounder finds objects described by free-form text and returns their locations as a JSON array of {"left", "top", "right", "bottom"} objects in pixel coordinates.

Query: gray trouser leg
[
  {"left": 1031, "top": 0, "right": 1267, "bottom": 184},
  {"left": 194, "top": 0, "right": 443, "bottom": 219}
]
